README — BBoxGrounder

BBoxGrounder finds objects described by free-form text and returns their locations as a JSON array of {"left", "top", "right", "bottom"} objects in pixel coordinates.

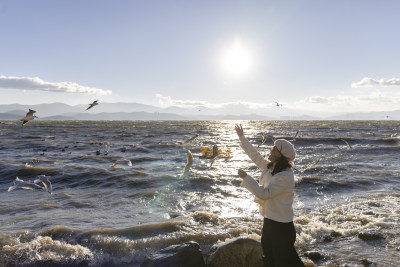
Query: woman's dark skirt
[{"left": 261, "top": 218, "right": 305, "bottom": 267}]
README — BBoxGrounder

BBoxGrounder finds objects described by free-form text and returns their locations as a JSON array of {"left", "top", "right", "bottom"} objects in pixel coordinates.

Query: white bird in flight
[
  {"left": 180, "top": 150, "right": 193, "bottom": 178},
  {"left": 111, "top": 159, "right": 132, "bottom": 167},
  {"left": 20, "top": 109, "right": 38, "bottom": 125},
  {"left": 34, "top": 175, "right": 53, "bottom": 194},
  {"left": 258, "top": 134, "right": 276, "bottom": 148},
  {"left": 8, "top": 177, "right": 44, "bottom": 192},
  {"left": 86, "top": 100, "right": 99, "bottom": 110}
]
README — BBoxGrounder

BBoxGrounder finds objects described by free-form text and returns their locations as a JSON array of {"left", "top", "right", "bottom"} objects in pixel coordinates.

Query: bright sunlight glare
[{"left": 221, "top": 39, "right": 253, "bottom": 77}]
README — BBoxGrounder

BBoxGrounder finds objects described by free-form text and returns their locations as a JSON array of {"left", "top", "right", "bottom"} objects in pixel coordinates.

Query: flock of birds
[
  {"left": 19, "top": 100, "right": 99, "bottom": 126},
  {"left": 8, "top": 175, "right": 52, "bottom": 194},
  {"left": 8, "top": 100, "right": 104, "bottom": 194},
  {"left": 10, "top": 102, "right": 390, "bottom": 193},
  {"left": 7, "top": 113, "right": 201, "bottom": 194}
]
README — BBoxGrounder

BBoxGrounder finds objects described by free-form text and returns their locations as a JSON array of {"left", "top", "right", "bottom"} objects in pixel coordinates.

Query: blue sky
[{"left": 1, "top": 0, "right": 400, "bottom": 115}]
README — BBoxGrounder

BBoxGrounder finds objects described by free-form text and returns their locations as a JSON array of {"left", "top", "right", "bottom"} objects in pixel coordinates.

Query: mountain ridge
[{"left": 0, "top": 102, "right": 398, "bottom": 120}]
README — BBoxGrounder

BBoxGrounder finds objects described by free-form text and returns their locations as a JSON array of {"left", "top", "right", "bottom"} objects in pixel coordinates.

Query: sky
[{"left": 1, "top": 0, "right": 400, "bottom": 115}]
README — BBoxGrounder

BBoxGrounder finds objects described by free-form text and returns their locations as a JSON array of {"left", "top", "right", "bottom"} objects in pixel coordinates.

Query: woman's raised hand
[{"left": 235, "top": 124, "right": 244, "bottom": 137}]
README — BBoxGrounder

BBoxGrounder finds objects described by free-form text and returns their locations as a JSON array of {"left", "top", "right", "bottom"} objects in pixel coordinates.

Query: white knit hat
[{"left": 274, "top": 139, "right": 296, "bottom": 161}]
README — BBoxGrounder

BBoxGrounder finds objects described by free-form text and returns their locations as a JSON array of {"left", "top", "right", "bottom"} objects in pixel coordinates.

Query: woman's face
[{"left": 268, "top": 146, "right": 281, "bottom": 163}]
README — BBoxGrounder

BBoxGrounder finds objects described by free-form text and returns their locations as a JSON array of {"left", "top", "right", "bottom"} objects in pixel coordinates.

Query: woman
[{"left": 235, "top": 124, "right": 304, "bottom": 267}]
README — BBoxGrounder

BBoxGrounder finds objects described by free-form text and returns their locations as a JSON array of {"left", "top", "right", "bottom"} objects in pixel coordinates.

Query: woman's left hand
[
  {"left": 235, "top": 124, "right": 244, "bottom": 137},
  {"left": 238, "top": 169, "right": 247, "bottom": 179}
]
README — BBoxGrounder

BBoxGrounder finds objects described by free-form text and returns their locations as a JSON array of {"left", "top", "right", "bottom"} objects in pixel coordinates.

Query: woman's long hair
[{"left": 267, "top": 156, "right": 292, "bottom": 176}]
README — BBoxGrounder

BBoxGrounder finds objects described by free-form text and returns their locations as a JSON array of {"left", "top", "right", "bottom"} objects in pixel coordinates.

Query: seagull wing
[
  {"left": 292, "top": 130, "right": 299, "bottom": 141},
  {"left": 340, "top": 139, "right": 352, "bottom": 149},
  {"left": 182, "top": 134, "right": 199, "bottom": 145},
  {"left": 209, "top": 155, "right": 218, "bottom": 169},
  {"left": 181, "top": 150, "right": 193, "bottom": 178},
  {"left": 34, "top": 176, "right": 52, "bottom": 194},
  {"left": 27, "top": 109, "right": 36, "bottom": 116},
  {"left": 257, "top": 136, "right": 268, "bottom": 148}
]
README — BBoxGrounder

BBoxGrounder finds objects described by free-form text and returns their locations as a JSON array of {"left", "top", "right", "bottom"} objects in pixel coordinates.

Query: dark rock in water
[
  {"left": 207, "top": 237, "right": 263, "bottom": 267},
  {"left": 358, "top": 231, "right": 384, "bottom": 241},
  {"left": 304, "top": 251, "right": 324, "bottom": 261},
  {"left": 141, "top": 241, "right": 205, "bottom": 267},
  {"left": 360, "top": 259, "right": 373, "bottom": 266},
  {"left": 330, "top": 231, "right": 342, "bottom": 237},
  {"left": 323, "top": 230, "right": 342, "bottom": 242}
]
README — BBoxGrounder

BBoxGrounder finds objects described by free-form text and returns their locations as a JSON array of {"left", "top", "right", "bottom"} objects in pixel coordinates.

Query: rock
[
  {"left": 323, "top": 230, "right": 342, "bottom": 242},
  {"left": 140, "top": 241, "right": 205, "bottom": 267},
  {"left": 207, "top": 237, "right": 263, "bottom": 267},
  {"left": 358, "top": 231, "right": 384, "bottom": 241},
  {"left": 360, "top": 259, "right": 373, "bottom": 266},
  {"left": 304, "top": 251, "right": 324, "bottom": 261}
]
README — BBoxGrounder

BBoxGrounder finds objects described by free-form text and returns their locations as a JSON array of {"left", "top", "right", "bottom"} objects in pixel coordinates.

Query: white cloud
[
  {"left": 0, "top": 75, "right": 112, "bottom": 95},
  {"left": 294, "top": 90, "right": 400, "bottom": 112},
  {"left": 156, "top": 94, "right": 211, "bottom": 107},
  {"left": 352, "top": 77, "right": 400, "bottom": 88},
  {"left": 155, "top": 94, "right": 277, "bottom": 109}
]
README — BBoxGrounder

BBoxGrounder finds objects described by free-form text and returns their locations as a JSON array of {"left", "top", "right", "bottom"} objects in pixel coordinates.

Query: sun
[{"left": 221, "top": 39, "right": 252, "bottom": 77}]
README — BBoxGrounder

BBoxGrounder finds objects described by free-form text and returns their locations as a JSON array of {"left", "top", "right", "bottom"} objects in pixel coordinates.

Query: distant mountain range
[{"left": 0, "top": 102, "right": 398, "bottom": 120}]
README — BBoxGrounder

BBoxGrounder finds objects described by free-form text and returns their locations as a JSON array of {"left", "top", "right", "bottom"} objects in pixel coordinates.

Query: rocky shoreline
[
  {"left": 6, "top": 234, "right": 385, "bottom": 267},
  {"left": 140, "top": 235, "right": 383, "bottom": 267}
]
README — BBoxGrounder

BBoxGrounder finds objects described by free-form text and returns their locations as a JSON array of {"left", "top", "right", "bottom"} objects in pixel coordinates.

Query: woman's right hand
[{"left": 235, "top": 124, "right": 244, "bottom": 137}]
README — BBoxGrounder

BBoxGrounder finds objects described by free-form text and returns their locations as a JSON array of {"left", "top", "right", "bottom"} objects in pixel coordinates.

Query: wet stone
[
  {"left": 304, "top": 251, "right": 324, "bottom": 261},
  {"left": 141, "top": 241, "right": 205, "bottom": 267},
  {"left": 207, "top": 237, "right": 263, "bottom": 267},
  {"left": 360, "top": 259, "right": 373, "bottom": 266},
  {"left": 358, "top": 231, "right": 384, "bottom": 241}
]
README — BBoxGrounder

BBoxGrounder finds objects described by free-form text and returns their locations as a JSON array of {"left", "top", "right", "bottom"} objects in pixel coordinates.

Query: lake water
[{"left": 0, "top": 120, "right": 399, "bottom": 266}]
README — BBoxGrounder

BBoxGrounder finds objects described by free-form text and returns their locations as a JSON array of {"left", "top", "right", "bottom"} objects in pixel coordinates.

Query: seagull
[
  {"left": 86, "top": 100, "right": 99, "bottom": 110},
  {"left": 290, "top": 130, "right": 300, "bottom": 141},
  {"left": 111, "top": 159, "right": 132, "bottom": 167},
  {"left": 258, "top": 134, "right": 276, "bottom": 148},
  {"left": 274, "top": 101, "right": 283, "bottom": 107},
  {"left": 301, "top": 158, "right": 322, "bottom": 172},
  {"left": 209, "top": 155, "right": 219, "bottom": 169},
  {"left": 104, "top": 141, "right": 111, "bottom": 155},
  {"left": 20, "top": 109, "right": 38, "bottom": 125},
  {"left": 34, "top": 175, "right": 52, "bottom": 194},
  {"left": 340, "top": 139, "right": 352, "bottom": 149},
  {"left": 8, "top": 177, "right": 44, "bottom": 192},
  {"left": 180, "top": 150, "right": 193, "bottom": 178}
]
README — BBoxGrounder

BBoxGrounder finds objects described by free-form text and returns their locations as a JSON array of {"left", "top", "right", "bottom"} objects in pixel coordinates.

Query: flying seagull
[
  {"left": 20, "top": 109, "right": 38, "bottom": 125},
  {"left": 340, "top": 139, "right": 352, "bottom": 149},
  {"left": 180, "top": 150, "right": 193, "bottom": 178},
  {"left": 86, "top": 100, "right": 99, "bottom": 110},
  {"left": 182, "top": 134, "right": 199, "bottom": 146},
  {"left": 258, "top": 134, "right": 276, "bottom": 148},
  {"left": 8, "top": 177, "right": 43, "bottom": 192},
  {"left": 290, "top": 130, "right": 300, "bottom": 141},
  {"left": 34, "top": 175, "right": 53, "bottom": 194},
  {"left": 111, "top": 159, "right": 132, "bottom": 167}
]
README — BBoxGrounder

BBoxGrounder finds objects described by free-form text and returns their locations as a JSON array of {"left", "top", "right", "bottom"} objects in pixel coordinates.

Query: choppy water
[{"left": 0, "top": 120, "right": 399, "bottom": 266}]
